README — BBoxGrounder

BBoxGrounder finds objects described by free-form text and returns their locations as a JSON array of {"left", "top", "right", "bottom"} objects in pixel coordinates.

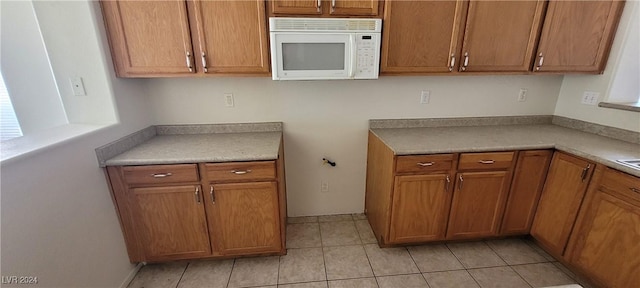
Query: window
[{"left": 0, "top": 73, "right": 22, "bottom": 141}]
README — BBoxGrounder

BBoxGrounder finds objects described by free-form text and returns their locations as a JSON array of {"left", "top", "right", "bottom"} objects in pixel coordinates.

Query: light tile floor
[{"left": 128, "top": 214, "right": 591, "bottom": 288}]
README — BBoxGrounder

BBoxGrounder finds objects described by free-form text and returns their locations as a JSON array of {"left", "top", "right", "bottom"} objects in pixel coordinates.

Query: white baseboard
[{"left": 119, "top": 263, "right": 143, "bottom": 288}]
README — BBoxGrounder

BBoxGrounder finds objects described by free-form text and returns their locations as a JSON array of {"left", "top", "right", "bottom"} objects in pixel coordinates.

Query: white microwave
[{"left": 269, "top": 17, "right": 382, "bottom": 80}]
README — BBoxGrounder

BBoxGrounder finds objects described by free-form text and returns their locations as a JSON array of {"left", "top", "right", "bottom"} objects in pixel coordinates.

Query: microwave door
[{"left": 273, "top": 33, "right": 352, "bottom": 80}]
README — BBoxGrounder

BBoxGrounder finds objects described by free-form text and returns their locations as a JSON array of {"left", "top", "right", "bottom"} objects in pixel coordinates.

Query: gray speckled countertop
[
  {"left": 371, "top": 124, "right": 640, "bottom": 177},
  {"left": 104, "top": 132, "right": 282, "bottom": 166}
]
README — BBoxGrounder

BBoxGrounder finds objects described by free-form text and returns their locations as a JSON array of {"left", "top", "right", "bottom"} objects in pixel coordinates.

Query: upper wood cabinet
[
  {"left": 533, "top": 0, "right": 624, "bottom": 73},
  {"left": 101, "top": 0, "right": 269, "bottom": 77},
  {"left": 530, "top": 152, "right": 595, "bottom": 258},
  {"left": 459, "top": 0, "right": 546, "bottom": 72},
  {"left": 269, "top": 0, "right": 381, "bottom": 16},
  {"left": 380, "top": 0, "right": 467, "bottom": 73}
]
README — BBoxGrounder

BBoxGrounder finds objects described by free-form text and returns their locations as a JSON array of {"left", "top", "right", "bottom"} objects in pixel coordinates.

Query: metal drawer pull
[
  {"left": 458, "top": 175, "right": 464, "bottom": 190},
  {"left": 445, "top": 175, "right": 451, "bottom": 192},
  {"left": 478, "top": 160, "right": 495, "bottom": 164},
  {"left": 417, "top": 162, "right": 435, "bottom": 167},
  {"left": 195, "top": 186, "right": 201, "bottom": 204},
  {"left": 580, "top": 164, "right": 591, "bottom": 182},
  {"left": 151, "top": 173, "right": 172, "bottom": 178},
  {"left": 231, "top": 169, "right": 252, "bottom": 175},
  {"left": 630, "top": 187, "right": 640, "bottom": 194},
  {"left": 210, "top": 186, "right": 215, "bottom": 204}
]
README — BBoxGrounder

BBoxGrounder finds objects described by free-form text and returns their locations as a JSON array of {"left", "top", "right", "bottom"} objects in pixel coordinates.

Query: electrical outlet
[
  {"left": 581, "top": 91, "right": 600, "bottom": 105},
  {"left": 70, "top": 77, "right": 86, "bottom": 96},
  {"left": 420, "top": 90, "right": 430, "bottom": 104},
  {"left": 518, "top": 89, "right": 527, "bottom": 102},
  {"left": 320, "top": 180, "right": 329, "bottom": 193},
  {"left": 224, "top": 93, "right": 234, "bottom": 107}
]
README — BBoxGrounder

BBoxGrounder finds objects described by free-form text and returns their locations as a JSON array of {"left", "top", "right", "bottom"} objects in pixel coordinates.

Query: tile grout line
[
  {"left": 360, "top": 238, "right": 380, "bottom": 288},
  {"left": 480, "top": 240, "right": 533, "bottom": 288},
  {"left": 225, "top": 259, "right": 235, "bottom": 288},
  {"left": 405, "top": 247, "right": 434, "bottom": 288},
  {"left": 444, "top": 243, "right": 483, "bottom": 288},
  {"left": 318, "top": 219, "right": 329, "bottom": 287},
  {"left": 175, "top": 262, "right": 190, "bottom": 288}
]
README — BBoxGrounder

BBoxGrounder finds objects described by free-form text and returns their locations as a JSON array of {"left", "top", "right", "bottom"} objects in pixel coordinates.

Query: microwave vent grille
[{"left": 270, "top": 18, "right": 381, "bottom": 32}]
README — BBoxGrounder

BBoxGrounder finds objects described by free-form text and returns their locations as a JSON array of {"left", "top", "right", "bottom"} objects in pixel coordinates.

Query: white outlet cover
[
  {"left": 224, "top": 93, "right": 234, "bottom": 107},
  {"left": 70, "top": 77, "right": 86, "bottom": 96},
  {"left": 518, "top": 89, "right": 527, "bottom": 102},
  {"left": 581, "top": 91, "right": 600, "bottom": 105},
  {"left": 420, "top": 90, "right": 430, "bottom": 104}
]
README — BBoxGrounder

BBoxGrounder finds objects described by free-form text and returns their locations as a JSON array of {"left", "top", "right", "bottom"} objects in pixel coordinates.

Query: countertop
[
  {"left": 96, "top": 122, "right": 283, "bottom": 167},
  {"left": 371, "top": 124, "right": 640, "bottom": 177}
]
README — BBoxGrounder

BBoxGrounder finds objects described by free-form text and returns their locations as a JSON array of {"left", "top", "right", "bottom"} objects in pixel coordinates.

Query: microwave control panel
[{"left": 355, "top": 33, "right": 380, "bottom": 79}]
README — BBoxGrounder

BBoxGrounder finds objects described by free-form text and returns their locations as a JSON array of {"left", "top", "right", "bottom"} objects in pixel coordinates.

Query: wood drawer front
[
  {"left": 396, "top": 154, "right": 454, "bottom": 173},
  {"left": 123, "top": 164, "right": 199, "bottom": 185},
  {"left": 458, "top": 152, "right": 514, "bottom": 170},
  {"left": 204, "top": 161, "right": 276, "bottom": 182},
  {"left": 601, "top": 168, "right": 640, "bottom": 202}
]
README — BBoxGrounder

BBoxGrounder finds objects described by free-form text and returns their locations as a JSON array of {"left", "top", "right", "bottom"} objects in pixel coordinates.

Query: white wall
[
  {"left": 1, "top": 2, "right": 153, "bottom": 287},
  {"left": 148, "top": 75, "right": 563, "bottom": 216},
  {"left": 554, "top": 1, "right": 640, "bottom": 132},
  {"left": 0, "top": 1, "right": 68, "bottom": 134}
]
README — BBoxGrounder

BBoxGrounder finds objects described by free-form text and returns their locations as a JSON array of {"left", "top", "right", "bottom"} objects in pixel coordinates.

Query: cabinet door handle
[
  {"left": 210, "top": 185, "right": 215, "bottom": 204},
  {"left": 461, "top": 52, "right": 469, "bottom": 71},
  {"left": 417, "top": 162, "right": 435, "bottom": 167},
  {"left": 231, "top": 169, "right": 252, "bottom": 175},
  {"left": 458, "top": 175, "right": 464, "bottom": 190},
  {"left": 331, "top": 0, "right": 336, "bottom": 12},
  {"left": 478, "top": 160, "right": 495, "bottom": 164},
  {"left": 317, "top": 0, "right": 321, "bottom": 12},
  {"left": 536, "top": 52, "right": 544, "bottom": 71},
  {"left": 445, "top": 175, "right": 451, "bottom": 192},
  {"left": 580, "top": 164, "right": 591, "bottom": 182},
  {"left": 630, "top": 187, "right": 640, "bottom": 194},
  {"left": 195, "top": 186, "right": 201, "bottom": 204},
  {"left": 185, "top": 51, "right": 193, "bottom": 72},
  {"left": 449, "top": 54, "right": 455, "bottom": 72},
  {"left": 201, "top": 52, "right": 208, "bottom": 73},
  {"left": 151, "top": 172, "right": 172, "bottom": 178}
]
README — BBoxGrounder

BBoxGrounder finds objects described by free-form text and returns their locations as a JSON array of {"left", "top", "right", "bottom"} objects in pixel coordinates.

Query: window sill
[
  {"left": 1, "top": 123, "right": 113, "bottom": 165},
  {"left": 598, "top": 101, "right": 640, "bottom": 113}
]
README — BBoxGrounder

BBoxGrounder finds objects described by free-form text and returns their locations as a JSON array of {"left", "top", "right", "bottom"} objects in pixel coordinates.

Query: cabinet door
[
  {"left": 530, "top": 152, "right": 594, "bottom": 257},
  {"left": 380, "top": 0, "right": 467, "bottom": 73},
  {"left": 501, "top": 150, "right": 552, "bottom": 235},
  {"left": 330, "top": 0, "right": 380, "bottom": 16},
  {"left": 101, "top": 1, "right": 195, "bottom": 77},
  {"left": 389, "top": 174, "right": 453, "bottom": 244},
  {"left": 534, "top": 0, "right": 624, "bottom": 73},
  {"left": 459, "top": 0, "right": 545, "bottom": 72},
  {"left": 568, "top": 188, "right": 640, "bottom": 288},
  {"left": 207, "top": 182, "right": 281, "bottom": 256},
  {"left": 189, "top": 0, "right": 270, "bottom": 74},
  {"left": 130, "top": 185, "right": 211, "bottom": 261},
  {"left": 271, "top": 0, "right": 322, "bottom": 15},
  {"left": 447, "top": 171, "right": 511, "bottom": 239}
]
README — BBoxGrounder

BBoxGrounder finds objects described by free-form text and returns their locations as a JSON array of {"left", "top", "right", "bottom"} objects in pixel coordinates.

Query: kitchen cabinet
[
  {"left": 565, "top": 167, "right": 640, "bottom": 288},
  {"left": 380, "top": 0, "right": 467, "bottom": 73},
  {"left": 389, "top": 154, "right": 456, "bottom": 244},
  {"left": 533, "top": 0, "right": 624, "bottom": 73},
  {"left": 106, "top": 158, "right": 286, "bottom": 262},
  {"left": 269, "top": 0, "right": 381, "bottom": 16},
  {"left": 500, "top": 150, "right": 552, "bottom": 235},
  {"left": 530, "top": 152, "right": 595, "bottom": 258},
  {"left": 447, "top": 152, "right": 515, "bottom": 239},
  {"left": 101, "top": 0, "right": 269, "bottom": 77},
  {"left": 459, "top": 0, "right": 546, "bottom": 72},
  {"left": 201, "top": 162, "right": 282, "bottom": 256}
]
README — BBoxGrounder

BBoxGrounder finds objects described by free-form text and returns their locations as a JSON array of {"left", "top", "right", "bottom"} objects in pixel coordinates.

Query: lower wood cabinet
[
  {"left": 105, "top": 150, "right": 286, "bottom": 262},
  {"left": 500, "top": 150, "right": 552, "bottom": 235},
  {"left": 565, "top": 166, "right": 640, "bottom": 288},
  {"left": 389, "top": 173, "right": 453, "bottom": 243},
  {"left": 530, "top": 152, "right": 594, "bottom": 258}
]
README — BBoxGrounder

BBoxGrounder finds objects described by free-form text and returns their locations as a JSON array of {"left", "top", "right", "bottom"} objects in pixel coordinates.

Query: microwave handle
[{"left": 349, "top": 35, "right": 357, "bottom": 78}]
